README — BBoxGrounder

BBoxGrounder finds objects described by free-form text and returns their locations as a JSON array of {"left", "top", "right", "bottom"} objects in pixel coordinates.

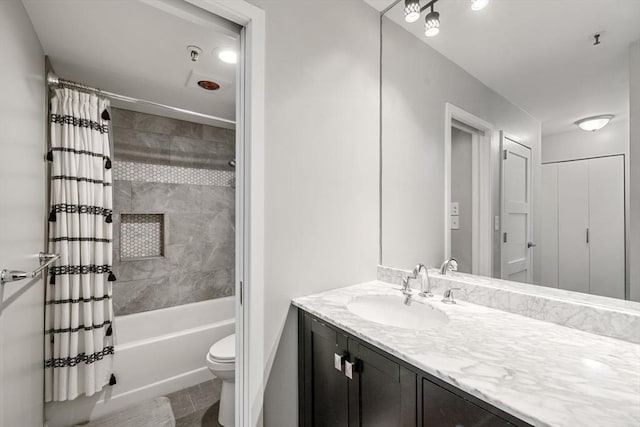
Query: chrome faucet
[
  {"left": 439, "top": 257, "right": 458, "bottom": 275},
  {"left": 442, "top": 287, "right": 461, "bottom": 304},
  {"left": 415, "top": 264, "right": 433, "bottom": 297},
  {"left": 399, "top": 263, "right": 427, "bottom": 296}
]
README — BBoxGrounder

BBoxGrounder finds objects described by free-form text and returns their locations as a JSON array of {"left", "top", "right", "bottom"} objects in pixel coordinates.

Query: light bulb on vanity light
[
  {"left": 575, "top": 115, "right": 614, "bottom": 132},
  {"left": 404, "top": 0, "right": 421, "bottom": 22},
  {"left": 471, "top": 0, "right": 489, "bottom": 11},
  {"left": 424, "top": 10, "right": 440, "bottom": 37}
]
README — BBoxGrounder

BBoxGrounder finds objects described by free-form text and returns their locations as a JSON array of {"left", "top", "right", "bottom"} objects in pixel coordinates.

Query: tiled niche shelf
[{"left": 120, "top": 213, "right": 165, "bottom": 261}]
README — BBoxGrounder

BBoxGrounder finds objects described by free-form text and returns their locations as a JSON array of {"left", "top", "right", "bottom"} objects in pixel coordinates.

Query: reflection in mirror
[{"left": 380, "top": 0, "right": 640, "bottom": 301}]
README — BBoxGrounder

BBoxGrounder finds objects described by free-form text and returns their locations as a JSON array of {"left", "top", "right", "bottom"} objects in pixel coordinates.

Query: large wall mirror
[{"left": 380, "top": 0, "right": 640, "bottom": 301}]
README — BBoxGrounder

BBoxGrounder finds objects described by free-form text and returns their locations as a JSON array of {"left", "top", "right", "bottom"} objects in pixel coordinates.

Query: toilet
[{"left": 206, "top": 333, "right": 235, "bottom": 427}]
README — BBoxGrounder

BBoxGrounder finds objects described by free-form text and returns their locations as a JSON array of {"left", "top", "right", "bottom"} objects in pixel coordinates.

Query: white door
[
  {"left": 501, "top": 135, "right": 532, "bottom": 283},
  {"left": 558, "top": 160, "right": 590, "bottom": 294},
  {"left": 588, "top": 156, "right": 625, "bottom": 298},
  {"left": 541, "top": 163, "right": 559, "bottom": 287},
  {"left": 0, "top": 2, "right": 46, "bottom": 425}
]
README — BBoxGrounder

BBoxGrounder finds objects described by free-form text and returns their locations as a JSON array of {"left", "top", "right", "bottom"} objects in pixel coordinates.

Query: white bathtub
[{"left": 45, "top": 297, "right": 235, "bottom": 427}]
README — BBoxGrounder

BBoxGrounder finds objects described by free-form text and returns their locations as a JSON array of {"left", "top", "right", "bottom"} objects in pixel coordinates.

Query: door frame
[
  {"left": 183, "top": 1, "right": 265, "bottom": 425},
  {"left": 444, "top": 103, "right": 494, "bottom": 276},
  {"left": 499, "top": 132, "right": 532, "bottom": 282}
]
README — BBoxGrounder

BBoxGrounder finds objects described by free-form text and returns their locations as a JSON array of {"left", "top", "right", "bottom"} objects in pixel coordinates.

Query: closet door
[
  {"left": 541, "top": 164, "right": 559, "bottom": 287},
  {"left": 558, "top": 160, "right": 589, "bottom": 294},
  {"left": 588, "top": 156, "right": 625, "bottom": 299}
]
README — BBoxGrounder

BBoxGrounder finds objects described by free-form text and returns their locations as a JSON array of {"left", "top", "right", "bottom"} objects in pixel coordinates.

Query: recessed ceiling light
[
  {"left": 471, "top": 0, "right": 489, "bottom": 11},
  {"left": 218, "top": 50, "right": 237, "bottom": 64},
  {"left": 575, "top": 115, "right": 614, "bottom": 132}
]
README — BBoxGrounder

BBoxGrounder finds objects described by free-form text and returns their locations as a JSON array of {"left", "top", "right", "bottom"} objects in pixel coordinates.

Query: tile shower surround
[{"left": 111, "top": 108, "right": 235, "bottom": 315}]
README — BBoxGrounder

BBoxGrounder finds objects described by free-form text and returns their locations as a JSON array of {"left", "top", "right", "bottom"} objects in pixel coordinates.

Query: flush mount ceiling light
[
  {"left": 404, "top": 0, "right": 487, "bottom": 37},
  {"left": 424, "top": 8, "right": 440, "bottom": 37},
  {"left": 575, "top": 115, "right": 614, "bottom": 132},
  {"left": 470, "top": 0, "right": 489, "bottom": 11},
  {"left": 218, "top": 50, "right": 237, "bottom": 64},
  {"left": 197, "top": 80, "right": 220, "bottom": 91}
]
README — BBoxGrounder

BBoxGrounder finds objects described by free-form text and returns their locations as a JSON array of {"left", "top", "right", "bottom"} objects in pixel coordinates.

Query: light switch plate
[
  {"left": 450, "top": 202, "right": 459, "bottom": 215},
  {"left": 451, "top": 215, "right": 460, "bottom": 230}
]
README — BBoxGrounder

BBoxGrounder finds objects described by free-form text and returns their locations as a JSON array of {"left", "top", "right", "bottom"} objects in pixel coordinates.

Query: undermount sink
[{"left": 347, "top": 294, "right": 449, "bottom": 330}]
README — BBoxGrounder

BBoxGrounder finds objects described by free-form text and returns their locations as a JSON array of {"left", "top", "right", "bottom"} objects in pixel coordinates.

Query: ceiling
[
  {"left": 23, "top": 0, "right": 240, "bottom": 128},
  {"left": 369, "top": 0, "right": 640, "bottom": 136}
]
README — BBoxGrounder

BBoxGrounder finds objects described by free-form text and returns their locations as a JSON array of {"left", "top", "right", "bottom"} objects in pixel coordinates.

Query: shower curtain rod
[{"left": 46, "top": 71, "right": 235, "bottom": 126}]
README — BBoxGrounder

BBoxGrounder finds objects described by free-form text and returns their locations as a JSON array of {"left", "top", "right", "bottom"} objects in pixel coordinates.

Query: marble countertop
[{"left": 292, "top": 281, "right": 640, "bottom": 427}]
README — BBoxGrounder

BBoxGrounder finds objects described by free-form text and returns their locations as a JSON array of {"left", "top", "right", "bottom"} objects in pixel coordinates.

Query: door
[
  {"left": 588, "top": 156, "right": 625, "bottom": 298},
  {"left": 347, "top": 340, "right": 416, "bottom": 427},
  {"left": 422, "top": 379, "right": 513, "bottom": 427},
  {"left": 0, "top": 2, "right": 46, "bottom": 426},
  {"left": 557, "top": 161, "right": 590, "bottom": 293},
  {"left": 501, "top": 135, "right": 532, "bottom": 283},
  {"left": 302, "top": 315, "right": 349, "bottom": 427}
]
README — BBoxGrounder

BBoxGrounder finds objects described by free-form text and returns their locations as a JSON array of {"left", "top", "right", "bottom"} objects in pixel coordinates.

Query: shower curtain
[{"left": 45, "top": 88, "right": 116, "bottom": 402}]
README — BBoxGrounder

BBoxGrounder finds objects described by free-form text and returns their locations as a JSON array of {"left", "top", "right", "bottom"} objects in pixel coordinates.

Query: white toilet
[{"left": 206, "top": 333, "right": 235, "bottom": 427}]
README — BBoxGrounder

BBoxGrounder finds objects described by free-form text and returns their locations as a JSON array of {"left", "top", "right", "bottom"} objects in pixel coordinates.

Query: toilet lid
[{"left": 209, "top": 334, "right": 235, "bottom": 362}]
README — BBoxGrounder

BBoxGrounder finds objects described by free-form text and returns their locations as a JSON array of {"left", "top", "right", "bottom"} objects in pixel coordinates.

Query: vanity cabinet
[{"left": 299, "top": 310, "right": 528, "bottom": 427}]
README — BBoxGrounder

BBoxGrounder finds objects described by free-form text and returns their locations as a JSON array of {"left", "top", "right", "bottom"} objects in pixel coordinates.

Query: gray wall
[
  {"left": 631, "top": 40, "right": 640, "bottom": 301},
  {"left": 450, "top": 127, "right": 473, "bottom": 273},
  {"left": 111, "top": 108, "right": 235, "bottom": 315},
  {"left": 381, "top": 17, "right": 542, "bottom": 282},
  {"left": 0, "top": 0, "right": 46, "bottom": 425},
  {"left": 245, "top": 0, "right": 380, "bottom": 425}
]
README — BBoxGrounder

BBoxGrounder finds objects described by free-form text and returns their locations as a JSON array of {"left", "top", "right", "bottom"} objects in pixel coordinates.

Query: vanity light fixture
[
  {"left": 404, "top": 0, "right": 421, "bottom": 23},
  {"left": 470, "top": 0, "right": 489, "bottom": 11},
  {"left": 575, "top": 115, "right": 614, "bottom": 132},
  {"left": 424, "top": 7, "right": 440, "bottom": 37},
  {"left": 218, "top": 50, "right": 237, "bottom": 64},
  {"left": 404, "top": 0, "right": 487, "bottom": 38}
]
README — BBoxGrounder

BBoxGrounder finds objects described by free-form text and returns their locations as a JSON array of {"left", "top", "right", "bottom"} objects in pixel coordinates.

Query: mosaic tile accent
[
  {"left": 113, "top": 161, "right": 235, "bottom": 187},
  {"left": 120, "top": 213, "right": 164, "bottom": 260}
]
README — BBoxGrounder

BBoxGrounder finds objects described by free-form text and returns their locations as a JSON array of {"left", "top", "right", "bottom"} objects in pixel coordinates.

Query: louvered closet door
[
  {"left": 558, "top": 161, "right": 590, "bottom": 294},
  {"left": 588, "top": 156, "right": 625, "bottom": 299}
]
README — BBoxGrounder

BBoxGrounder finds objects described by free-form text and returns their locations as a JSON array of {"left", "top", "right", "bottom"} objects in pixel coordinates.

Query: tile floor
[{"left": 167, "top": 379, "right": 223, "bottom": 427}]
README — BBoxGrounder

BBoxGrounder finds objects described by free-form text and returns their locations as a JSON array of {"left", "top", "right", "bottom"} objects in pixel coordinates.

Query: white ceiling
[
  {"left": 23, "top": 0, "right": 240, "bottom": 128},
  {"left": 369, "top": 0, "right": 640, "bottom": 136}
]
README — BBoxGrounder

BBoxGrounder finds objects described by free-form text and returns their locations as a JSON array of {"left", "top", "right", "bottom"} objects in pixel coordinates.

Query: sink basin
[{"left": 347, "top": 294, "right": 449, "bottom": 330}]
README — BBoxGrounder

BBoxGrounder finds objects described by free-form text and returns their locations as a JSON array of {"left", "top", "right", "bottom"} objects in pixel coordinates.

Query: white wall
[
  {"left": 630, "top": 40, "right": 640, "bottom": 301},
  {"left": 450, "top": 127, "right": 473, "bottom": 273},
  {"left": 0, "top": 0, "right": 46, "bottom": 426},
  {"left": 381, "top": 18, "right": 542, "bottom": 282},
  {"left": 246, "top": 0, "right": 380, "bottom": 425}
]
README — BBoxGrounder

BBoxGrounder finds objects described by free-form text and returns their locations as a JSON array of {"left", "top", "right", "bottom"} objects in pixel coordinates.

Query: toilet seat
[{"left": 208, "top": 333, "right": 235, "bottom": 363}]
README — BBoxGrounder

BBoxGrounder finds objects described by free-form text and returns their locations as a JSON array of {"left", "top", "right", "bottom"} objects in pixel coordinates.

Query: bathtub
[{"left": 45, "top": 297, "right": 235, "bottom": 427}]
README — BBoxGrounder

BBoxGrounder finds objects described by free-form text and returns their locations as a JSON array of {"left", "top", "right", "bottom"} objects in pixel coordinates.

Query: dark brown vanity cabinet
[{"left": 299, "top": 310, "right": 528, "bottom": 427}]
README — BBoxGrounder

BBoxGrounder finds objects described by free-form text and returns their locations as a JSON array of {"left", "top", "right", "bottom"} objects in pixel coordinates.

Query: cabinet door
[
  {"left": 422, "top": 379, "right": 512, "bottom": 427},
  {"left": 348, "top": 340, "right": 417, "bottom": 427},
  {"left": 557, "top": 160, "right": 590, "bottom": 293},
  {"left": 302, "top": 315, "right": 350, "bottom": 427},
  {"left": 588, "top": 156, "right": 625, "bottom": 298}
]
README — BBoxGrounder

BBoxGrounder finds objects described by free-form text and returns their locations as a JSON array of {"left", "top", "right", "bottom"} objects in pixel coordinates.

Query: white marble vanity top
[{"left": 292, "top": 281, "right": 640, "bottom": 427}]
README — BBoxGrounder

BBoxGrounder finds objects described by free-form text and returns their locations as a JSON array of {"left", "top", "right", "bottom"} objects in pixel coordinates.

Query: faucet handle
[{"left": 442, "top": 287, "right": 461, "bottom": 304}]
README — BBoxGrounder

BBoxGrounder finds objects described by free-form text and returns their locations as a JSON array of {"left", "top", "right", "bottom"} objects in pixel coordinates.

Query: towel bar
[{"left": 0, "top": 252, "right": 60, "bottom": 285}]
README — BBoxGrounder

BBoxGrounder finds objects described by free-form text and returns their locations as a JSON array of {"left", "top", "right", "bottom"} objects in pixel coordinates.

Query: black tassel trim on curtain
[
  {"left": 109, "top": 374, "right": 117, "bottom": 386},
  {"left": 48, "top": 208, "right": 57, "bottom": 222},
  {"left": 105, "top": 213, "right": 112, "bottom": 223},
  {"left": 49, "top": 273, "right": 56, "bottom": 285},
  {"left": 106, "top": 324, "right": 113, "bottom": 336},
  {"left": 101, "top": 109, "right": 111, "bottom": 121},
  {"left": 46, "top": 150, "right": 54, "bottom": 162},
  {"left": 105, "top": 157, "right": 112, "bottom": 169},
  {"left": 107, "top": 271, "right": 116, "bottom": 282}
]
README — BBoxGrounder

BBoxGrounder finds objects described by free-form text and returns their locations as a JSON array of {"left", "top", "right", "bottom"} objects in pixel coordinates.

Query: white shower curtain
[{"left": 45, "top": 88, "right": 116, "bottom": 402}]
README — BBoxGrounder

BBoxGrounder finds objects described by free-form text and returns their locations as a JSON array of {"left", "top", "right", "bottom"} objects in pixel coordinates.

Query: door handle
[
  {"left": 527, "top": 242, "right": 536, "bottom": 248},
  {"left": 334, "top": 353, "right": 344, "bottom": 372},
  {"left": 345, "top": 360, "right": 354, "bottom": 379}
]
